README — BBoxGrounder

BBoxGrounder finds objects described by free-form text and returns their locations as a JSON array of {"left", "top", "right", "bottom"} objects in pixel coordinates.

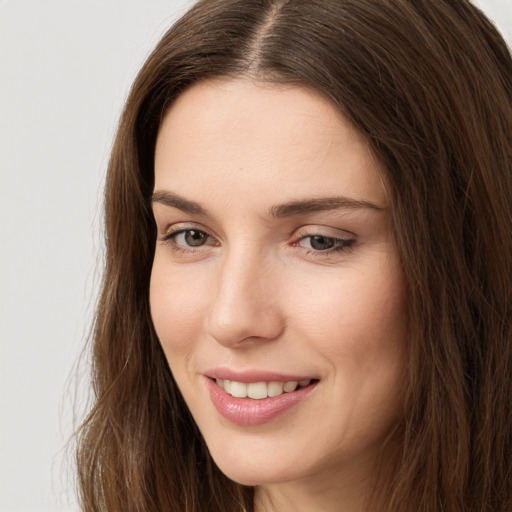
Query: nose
[{"left": 206, "top": 249, "right": 285, "bottom": 348}]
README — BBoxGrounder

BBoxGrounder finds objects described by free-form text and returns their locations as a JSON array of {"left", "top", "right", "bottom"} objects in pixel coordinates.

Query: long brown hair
[{"left": 76, "top": 1, "right": 512, "bottom": 510}]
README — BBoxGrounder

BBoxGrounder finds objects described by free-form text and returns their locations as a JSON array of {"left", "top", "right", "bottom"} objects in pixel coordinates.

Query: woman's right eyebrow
[{"left": 152, "top": 190, "right": 208, "bottom": 215}]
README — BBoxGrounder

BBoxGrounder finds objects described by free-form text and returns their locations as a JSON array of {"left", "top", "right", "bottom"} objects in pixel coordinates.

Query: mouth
[
  {"left": 206, "top": 375, "right": 319, "bottom": 426},
  {"left": 214, "top": 378, "right": 314, "bottom": 399}
]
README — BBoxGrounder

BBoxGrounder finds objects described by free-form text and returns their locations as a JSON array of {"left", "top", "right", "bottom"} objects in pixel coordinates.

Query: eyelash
[{"left": 159, "top": 227, "right": 356, "bottom": 258}]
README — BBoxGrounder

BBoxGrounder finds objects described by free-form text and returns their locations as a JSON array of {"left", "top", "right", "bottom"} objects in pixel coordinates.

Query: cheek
[
  {"left": 288, "top": 260, "right": 406, "bottom": 347},
  {"left": 288, "top": 258, "right": 407, "bottom": 403},
  {"left": 149, "top": 256, "right": 210, "bottom": 360}
]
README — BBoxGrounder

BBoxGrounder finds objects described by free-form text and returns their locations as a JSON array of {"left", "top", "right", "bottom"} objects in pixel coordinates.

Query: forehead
[{"left": 154, "top": 78, "right": 386, "bottom": 209}]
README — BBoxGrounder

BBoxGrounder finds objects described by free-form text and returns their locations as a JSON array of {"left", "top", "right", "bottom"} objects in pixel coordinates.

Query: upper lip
[{"left": 205, "top": 368, "right": 318, "bottom": 383}]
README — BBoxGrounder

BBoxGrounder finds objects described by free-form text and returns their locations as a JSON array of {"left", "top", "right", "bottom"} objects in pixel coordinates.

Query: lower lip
[{"left": 206, "top": 378, "right": 317, "bottom": 426}]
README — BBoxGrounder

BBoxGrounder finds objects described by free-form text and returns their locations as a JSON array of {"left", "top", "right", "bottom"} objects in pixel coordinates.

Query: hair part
[{"left": 76, "top": 1, "right": 512, "bottom": 511}]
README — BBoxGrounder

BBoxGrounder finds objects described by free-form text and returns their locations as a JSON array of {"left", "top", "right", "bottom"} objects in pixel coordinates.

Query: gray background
[{"left": 1, "top": 1, "right": 510, "bottom": 511}]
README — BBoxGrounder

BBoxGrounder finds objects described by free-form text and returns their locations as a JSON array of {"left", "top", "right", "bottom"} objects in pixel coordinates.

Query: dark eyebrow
[
  {"left": 269, "top": 197, "right": 385, "bottom": 217},
  {"left": 152, "top": 190, "right": 208, "bottom": 215},
  {"left": 152, "top": 190, "right": 384, "bottom": 218}
]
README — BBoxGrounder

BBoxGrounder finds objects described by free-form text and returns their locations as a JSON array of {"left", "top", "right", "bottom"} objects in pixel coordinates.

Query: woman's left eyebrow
[{"left": 269, "top": 196, "right": 385, "bottom": 218}]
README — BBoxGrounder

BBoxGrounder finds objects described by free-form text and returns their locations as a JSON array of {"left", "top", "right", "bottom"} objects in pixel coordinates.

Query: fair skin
[{"left": 150, "top": 78, "right": 407, "bottom": 512}]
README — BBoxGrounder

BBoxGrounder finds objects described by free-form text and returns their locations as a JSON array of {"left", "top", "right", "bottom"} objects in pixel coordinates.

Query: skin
[{"left": 150, "top": 78, "right": 407, "bottom": 512}]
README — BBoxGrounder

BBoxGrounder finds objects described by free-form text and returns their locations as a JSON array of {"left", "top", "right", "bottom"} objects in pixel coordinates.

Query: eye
[
  {"left": 174, "top": 229, "right": 210, "bottom": 247},
  {"left": 306, "top": 235, "right": 342, "bottom": 251},
  {"left": 159, "top": 226, "right": 218, "bottom": 253},
  {"left": 293, "top": 230, "right": 356, "bottom": 257}
]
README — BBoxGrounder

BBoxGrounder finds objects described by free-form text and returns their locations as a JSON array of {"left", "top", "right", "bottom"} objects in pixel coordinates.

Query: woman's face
[{"left": 150, "top": 79, "right": 406, "bottom": 495}]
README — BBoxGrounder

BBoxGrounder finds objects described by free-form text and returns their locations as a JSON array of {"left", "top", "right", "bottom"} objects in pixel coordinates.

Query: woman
[{"left": 76, "top": 1, "right": 512, "bottom": 511}]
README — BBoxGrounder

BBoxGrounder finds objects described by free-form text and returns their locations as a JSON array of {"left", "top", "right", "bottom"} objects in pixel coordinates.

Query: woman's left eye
[{"left": 296, "top": 234, "right": 355, "bottom": 254}]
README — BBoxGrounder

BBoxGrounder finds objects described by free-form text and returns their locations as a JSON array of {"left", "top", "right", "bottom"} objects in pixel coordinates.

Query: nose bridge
[{"left": 207, "top": 242, "right": 283, "bottom": 346}]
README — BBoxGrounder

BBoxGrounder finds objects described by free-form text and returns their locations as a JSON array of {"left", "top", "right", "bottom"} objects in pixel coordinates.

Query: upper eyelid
[
  {"left": 159, "top": 222, "right": 217, "bottom": 238},
  {"left": 292, "top": 225, "right": 357, "bottom": 240}
]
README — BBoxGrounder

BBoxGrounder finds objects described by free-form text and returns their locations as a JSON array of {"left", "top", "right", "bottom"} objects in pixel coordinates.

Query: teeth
[
  {"left": 283, "top": 380, "right": 298, "bottom": 392},
  {"left": 230, "top": 380, "right": 248, "bottom": 398},
  {"left": 216, "top": 378, "right": 311, "bottom": 399},
  {"left": 247, "top": 382, "right": 267, "bottom": 399},
  {"left": 268, "top": 381, "right": 284, "bottom": 397}
]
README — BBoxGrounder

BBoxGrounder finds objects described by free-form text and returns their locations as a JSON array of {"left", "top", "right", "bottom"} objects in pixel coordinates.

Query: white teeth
[
  {"left": 283, "top": 380, "right": 298, "bottom": 392},
  {"left": 247, "top": 382, "right": 267, "bottom": 399},
  {"left": 268, "top": 381, "right": 284, "bottom": 397},
  {"left": 230, "top": 380, "right": 248, "bottom": 398},
  {"left": 216, "top": 378, "right": 312, "bottom": 399}
]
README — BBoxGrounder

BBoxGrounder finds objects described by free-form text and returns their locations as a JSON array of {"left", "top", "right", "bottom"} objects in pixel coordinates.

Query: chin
[
  {"left": 205, "top": 438, "right": 298, "bottom": 486},
  {"left": 214, "top": 460, "right": 294, "bottom": 487}
]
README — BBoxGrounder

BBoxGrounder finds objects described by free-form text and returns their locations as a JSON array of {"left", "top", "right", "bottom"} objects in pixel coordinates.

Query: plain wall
[{"left": 0, "top": 1, "right": 510, "bottom": 511}]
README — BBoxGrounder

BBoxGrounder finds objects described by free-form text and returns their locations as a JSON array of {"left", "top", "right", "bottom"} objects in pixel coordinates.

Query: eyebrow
[
  {"left": 151, "top": 190, "right": 384, "bottom": 217},
  {"left": 269, "top": 197, "right": 385, "bottom": 217},
  {"left": 152, "top": 190, "right": 208, "bottom": 215}
]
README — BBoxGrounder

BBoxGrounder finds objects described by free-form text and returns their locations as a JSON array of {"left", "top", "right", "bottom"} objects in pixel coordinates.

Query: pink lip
[
  {"left": 205, "top": 368, "right": 316, "bottom": 383},
  {"left": 206, "top": 376, "right": 318, "bottom": 426}
]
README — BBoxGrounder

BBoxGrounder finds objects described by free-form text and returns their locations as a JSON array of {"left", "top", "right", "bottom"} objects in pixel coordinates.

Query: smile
[
  {"left": 206, "top": 375, "right": 318, "bottom": 426},
  {"left": 216, "top": 378, "right": 312, "bottom": 399}
]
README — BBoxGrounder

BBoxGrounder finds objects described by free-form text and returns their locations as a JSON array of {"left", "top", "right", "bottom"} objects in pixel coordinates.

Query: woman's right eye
[
  {"left": 160, "top": 228, "right": 217, "bottom": 252},
  {"left": 174, "top": 229, "right": 209, "bottom": 247}
]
